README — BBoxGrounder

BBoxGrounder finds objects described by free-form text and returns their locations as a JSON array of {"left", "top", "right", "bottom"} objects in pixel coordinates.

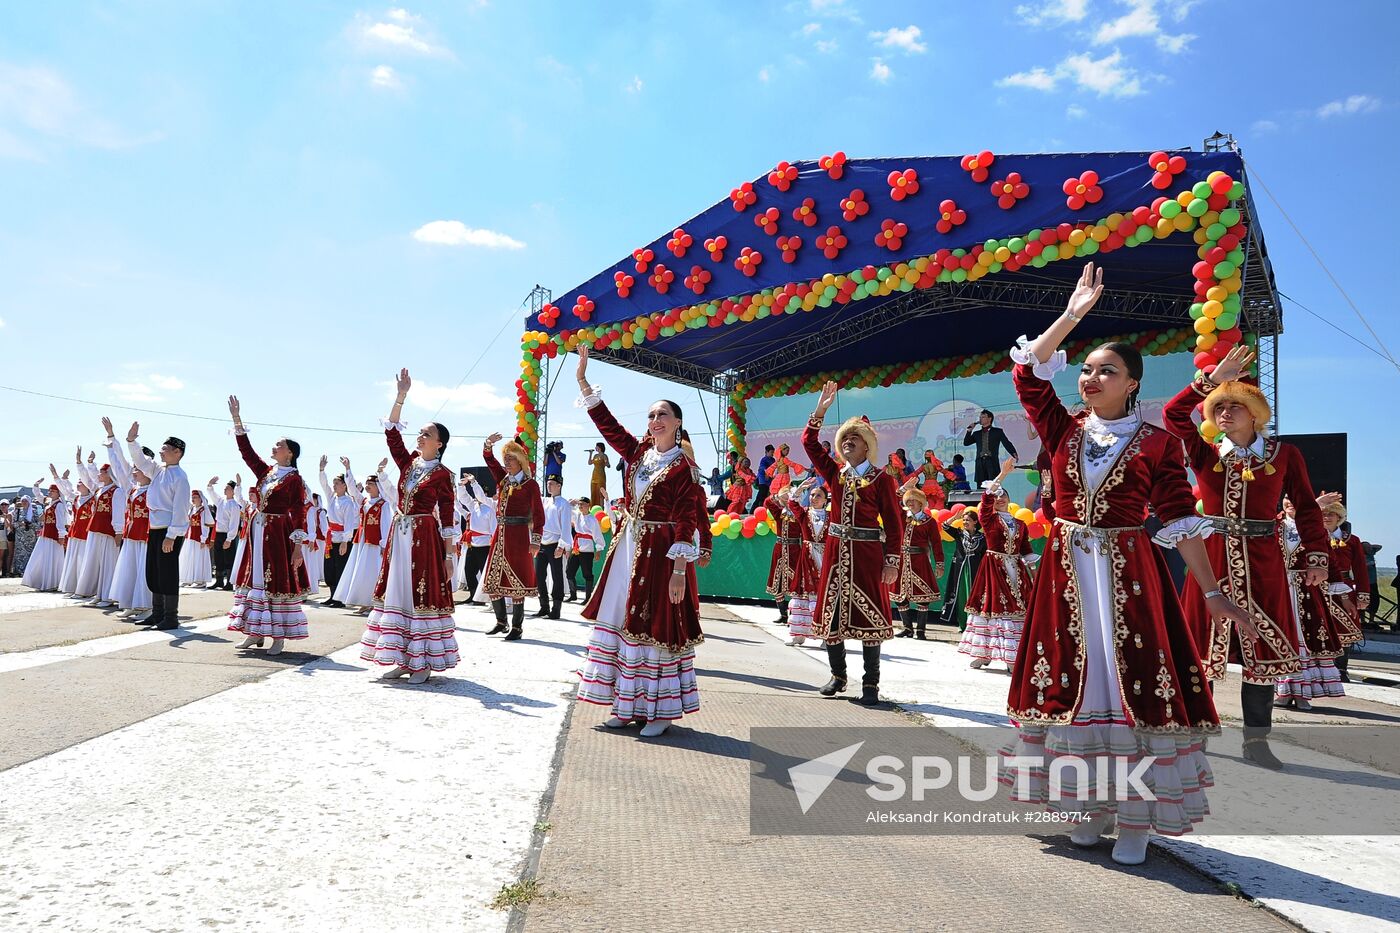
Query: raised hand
[
  {"left": 576, "top": 344, "right": 590, "bottom": 385},
  {"left": 1066, "top": 262, "right": 1104, "bottom": 320},
  {"left": 319, "top": 455, "right": 328, "bottom": 471},
  {"left": 1316, "top": 490, "right": 1342, "bottom": 509},
  {"left": 208, "top": 476, "right": 218, "bottom": 487},
  {"left": 376, "top": 458, "right": 388, "bottom": 474},
  {"left": 76, "top": 445, "right": 83, "bottom": 462},
  {"left": 395, "top": 368, "right": 412, "bottom": 399},
  {"left": 484, "top": 432, "right": 503, "bottom": 448},
  {"left": 227, "top": 396, "right": 241, "bottom": 421},
  {"left": 340, "top": 456, "right": 351, "bottom": 470},
  {"left": 127, "top": 421, "right": 140, "bottom": 443},
  {"left": 1210, "top": 345, "right": 1256, "bottom": 384},
  {"left": 814, "top": 381, "right": 838, "bottom": 418},
  {"left": 101, "top": 416, "right": 114, "bottom": 437},
  {"left": 87, "top": 451, "right": 96, "bottom": 464},
  {"left": 998, "top": 455, "right": 1017, "bottom": 479}
]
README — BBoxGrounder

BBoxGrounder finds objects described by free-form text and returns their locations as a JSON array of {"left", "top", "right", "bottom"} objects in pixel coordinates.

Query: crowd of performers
[{"left": 12, "top": 264, "right": 1380, "bottom": 865}]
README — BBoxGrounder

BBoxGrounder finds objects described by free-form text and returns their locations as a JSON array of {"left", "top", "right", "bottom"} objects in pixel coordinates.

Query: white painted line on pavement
[{"left": 0, "top": 614, "right": 234, "bottom": 674}]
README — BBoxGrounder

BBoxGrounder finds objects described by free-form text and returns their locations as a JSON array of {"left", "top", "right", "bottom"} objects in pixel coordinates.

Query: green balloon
[
  {"left": 1223, "top": 295, "right": 1241, "bottom": 313},
  {"left": 823, "top": 284, "right": 838, "bottom": 299},
  {"left": 1008, "top": 237, "right": 1026, "bottom": 252},
  {"left": 1227, "top": 248, "right": 1245, "bottom": 266},
  {"left": 661, "top": 326, "right": 675, "bottom": 337},
  {"left": 724, "top": 525, "right": 740, "bottom": 539},
  {"left": 1082, "top": 239, "right": 1100, "bottom": 255},
  {"left": 877, "top": 267, "right": 892, "bottom": 281},
  {"left": 1192, "top": 181, "right": 1213, "bottom": 199},
  {"left": 1213, "top": 260, "right": 1236, "bottom": 278},
  {"left": 1186, "top": 198, "right": 1209, "bottom": 217},
  {"left": 1215, "top": 311, "right": 1238, "bottom": 329},
  {"left": 755, "top": 521, "right": 770, "bottom": 536},
  {"left": 1220, "top": 208, "right": 1241, "bottom": 227},
  {"left": 1189, "top": 302, "right": 1204, "bottom": 319},
  {"left": 1206, "top": 222, "right": 1227, "bottom": 240},
  {"left": 1160, "top": 199, "right": 1182, "bottom": 218},
  {"left": 1031, "top": 254, "right": 1048, "bottom": 267},
  {"left": 1228, "top": 181, "right": 1245, "bottom": 200},
  {"left": 989, "top": 261, "right": 1004, "bottom": 273},
  {"left": 1027, "top": 470, "right": 1041, "bottom": 485}
]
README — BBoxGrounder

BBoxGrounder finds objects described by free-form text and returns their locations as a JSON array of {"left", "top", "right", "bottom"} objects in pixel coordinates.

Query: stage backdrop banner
[{"left": 743, "top": 351, "right": 1198, "bottom": 506}]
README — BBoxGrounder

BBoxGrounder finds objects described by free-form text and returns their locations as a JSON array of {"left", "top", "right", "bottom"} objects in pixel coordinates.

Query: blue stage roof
[{"left": 537, "top": 148, "right": 1278, "bottom": 390}]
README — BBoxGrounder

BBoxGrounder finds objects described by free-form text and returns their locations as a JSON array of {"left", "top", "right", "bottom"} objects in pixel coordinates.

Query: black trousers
[
  {"left": 752, "top": 484, "right": 771, "bottom": 514},
  {"left": 325, "top": 540, "right": 352, "bottom": 594},
  {"left": 212, "top": 532, "right": 235, "bottom": 585},
  {"left": 535, "top": 547, "right": 564, "bottom": 614},
  {"left": 462, "top": 544, "right": 490, "bottom": 596},
  {"left": 146, "top": 528, "right": 183, "bottom": 625},
  {"left": 566, "top": 552, "right": 596, "bottom": 598},
  {"left": 973, "top": 455, "right": 999, "bottom": 485}
]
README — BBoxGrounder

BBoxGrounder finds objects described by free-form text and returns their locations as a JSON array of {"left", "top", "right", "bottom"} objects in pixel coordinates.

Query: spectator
[
  {"left": 707, "top": 468, "right": 724, "bottom": 498},
  {"left": 949, "top": 454, "right": 970, "bottom": 492},
  {"left": 753, "top": 444, "right": 776, "bottom": 514},
  {"left": 543, "top": 441, "right": 566, "bottom": 482},
  {"left": 0, "top": 501, "right": 11, "bottom": 577},
  {"left": 1362, "top": 542, "right": 1382, "bottom": 628}
]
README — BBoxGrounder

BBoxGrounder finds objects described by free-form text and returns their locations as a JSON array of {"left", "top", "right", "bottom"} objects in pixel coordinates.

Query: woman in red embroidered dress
[
  {"left": 765, "top": 486, "right": 804, "bottom": 629},
  {"left": 334, "top": 457, "right": 395, "bottom": 614},
  {"left": 481, "top": 434, "right": 544, "bottom": 640},
  {"left": 226, "top": 396, "right": 311, "bottom": 656},
  {"left": 21, "top": 480, "right": 67, "bottom": 592},
  {"left": 1274, "top": 495, "right": 1359, "bottom": 707},
  {"left": 892, "top": 479, "right": 943, "bottom": 641},
  {"left": 1000, "top": 263, "right": 1250, "bottom": 866},
  {"left": 784, "top": 480, "right": 827, "bottom": 647},
  {"left": 1162, "top": 346, "right": 1327, "bottom": 769},
  {"left": 765, "top": 443, "right": 807, "bottom": 497},
  {"left": 359, "top": 369, "right": 460, "bottom": 684},
  {"left": 1320, "top": 498, "right": 1368, "bottom": 684},
  {"left": 958, "top": 456, "right": 1035, "bottom": 669},
  {"left": 574, "top": 346, "right": 704, "bottom": 738},
  {"left": 804, "top": 386, "right": 904, "bottom": 706},
  {"left": 725, "top": 457, "right": 756, "bottom": 513}
]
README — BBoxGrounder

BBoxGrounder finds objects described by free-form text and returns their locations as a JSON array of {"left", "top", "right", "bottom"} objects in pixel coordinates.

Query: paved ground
[{"left": 517, "top": 609, "right": 1290, "bottom": 933}]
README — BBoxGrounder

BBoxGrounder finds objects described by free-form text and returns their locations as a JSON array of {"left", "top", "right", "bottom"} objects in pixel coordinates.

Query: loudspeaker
[{"left": 1280, "top": 433, "right": 1347, "bottom": 501}]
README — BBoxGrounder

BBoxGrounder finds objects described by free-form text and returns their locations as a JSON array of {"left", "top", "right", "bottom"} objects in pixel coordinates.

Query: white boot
[
  {"left": 786, "top": 636, "right": 805, "bottom": 646},
  {"left": 1112, "top": 828, "right": 1151, "bottom": 865},
  {"left": 407, "top": 669, "right": 430, "bottom": 684},
  {"left": 266, "top": 638, "right": 285, "bottom": 656},
  {"left": 379, "top": 665, "right": 411, "bottom": 680},
  {"left": 639, "top": 720, "right": 670, "bottom": 738},
  {"left": 603, "top": 716, "right": 631, "bottom": 728},
  {"left": 237, "top": 636, "right": 264, "bottom": 649},
  {"left": 1295, "top": 696, "right": 1313, "bottom": 712},
  {"left": 1069, "top": 813, "right": 1116, "bottom": 847},
  {"left": 970, "top": 658, "right": 989, "bottom": 669}
]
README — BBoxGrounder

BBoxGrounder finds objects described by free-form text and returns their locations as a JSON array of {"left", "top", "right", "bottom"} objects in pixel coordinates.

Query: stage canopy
[{"left": 515, "top": 144, "right": 1280, "bottom": 456}]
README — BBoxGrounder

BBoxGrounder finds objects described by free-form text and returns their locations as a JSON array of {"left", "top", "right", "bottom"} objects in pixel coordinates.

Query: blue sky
[{"left": 2, "top": 0, "right": 1397, "bottom": 562}]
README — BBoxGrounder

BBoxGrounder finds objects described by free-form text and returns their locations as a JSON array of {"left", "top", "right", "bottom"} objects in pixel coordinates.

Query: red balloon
[
  {"left": 950, "top": 502, "right": 966, "bottom": 514},
  {"left": 1219, "top": 326, "right": 1243, "bottom": 343},
  {"left": 936, "top": 509, "right": 954, "bottom": 523},
  {"left": 754, "top": 507, "right": 769, "bottom": 521},
  {"left": 1211, "top": 175, "right": 1234, "bottom": 194},
  {"left": 1193, "top": 351, "right": 1214, "bottom": 369}
]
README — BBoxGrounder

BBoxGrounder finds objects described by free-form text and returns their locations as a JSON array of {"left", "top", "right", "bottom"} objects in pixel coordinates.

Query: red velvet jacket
[
  {"left": 234, "top": 433, "right": 310, "bottom": 599},
  {"left": 482, "top": 449, "right": 544, "bottom": 600}
]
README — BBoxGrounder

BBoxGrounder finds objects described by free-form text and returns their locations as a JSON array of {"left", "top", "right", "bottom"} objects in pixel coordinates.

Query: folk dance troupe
[{"left": 17, "top": 264, "right": 1375, "bottom": 866}]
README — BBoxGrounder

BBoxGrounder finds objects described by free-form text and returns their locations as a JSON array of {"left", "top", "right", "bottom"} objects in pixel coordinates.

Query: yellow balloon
[
  {"left": 1200, "top": 419, "right": 1219, "bottom": 438},
  {"left": 1172, "top": 212, "right": 1195, "bottom": 232},
  {"left": 1196, "top": 332, "right": 1218, "bottom": 350},
  {"left": 1177, "top": 190, "right": 1195, "bottom": 207},
  {"left": 1202, "top": 300, "right": 1223, "bottom": 319},
  {"left": 1193, "top": 316, "right": 1216, "bottom": 335},
  {"left": 1068, "top": 229, "right": 1087, "bottom": 246},
  {"left": 1206, "top": 285, "right": 1228, "bottom": 303},
  {"left": 994, "top": 246, "right": 1012, "bottom": 262}
]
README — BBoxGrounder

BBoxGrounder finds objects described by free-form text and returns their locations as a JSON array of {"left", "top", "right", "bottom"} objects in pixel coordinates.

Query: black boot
[
  {"left": 549, "top": 593, "right": 562, "bottom": 620},
  {"left": 138, "top": 592, "right": 164, "bottom": 625},
  {"left": 820, "top": 641, "right": 848, "bottom": 695},
  {"left": 915, "top": 607, "right": 929, "bottom": 640},
  {"left": 896, "top": 605, "right": 915, "bottom": 637},
  {"left": 154, "top": 592, "right": 180, "bottom": 630},
  {"left": 857, "top": 642, "right": 882, "bottom": 705},
  {"left": 532, "top": 601, "right": 549, "bottom": 618},
  {"left": 1240, "top": 681, "right": 1283, "bottom": 770},
  {"left": 505, "top": 602, "right": 525, "bottom": 641},
  {"left": 775, "top": 599, "right": 789, "bottom": 626},
  {"left": 1336, "top": 648, "right": 1351, "bottom": 683},
  {"left": 487, "top": 599, "right": 509, "bottom": 635}
]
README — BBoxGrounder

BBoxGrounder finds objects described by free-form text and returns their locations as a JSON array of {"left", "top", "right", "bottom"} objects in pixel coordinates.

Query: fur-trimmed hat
[
  {"left": 901, "top": 485, "right": 928, "bottom": 512},
  {"left": 835, "top": 415, "right": 878, "bottom": 465},
  {"left": 1321, "top": 501, "right": 1347, "bottom": 522},
  {"left": 1203, "top": 380, "right": 1271, "bottom": 430},
  {"left": 501, "top": 436, "right": 531, "bottom": 474}
]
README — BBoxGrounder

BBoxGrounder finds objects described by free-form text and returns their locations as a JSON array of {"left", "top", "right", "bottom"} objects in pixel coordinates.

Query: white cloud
[
  {"left": 801, "top": 22, "right": 822, "bottom": 35},
  {"left": 1014, "top": 0, "right": 1088, "bottom": 25},
  {"left": 0, "top": 61, "right": 161, "bottom": 159},
  {"left": 815, "top": 39, "right": 839, "bottom": 53},
  {"left": 106, "top": 383, "right": 162, "bottom": 404},
  {"left": 412, "top": 221, "right": 525, "bottom": 249},
  {"left": 870, "top": 58, "right": 892, "bottom": 83},
  {"left": 388, "top": 380, "right": 516, "bottom": 415},
  {"left": 997, "top": 67, "right": 1058, "bottom": 91},
  {"left": 869, "top": 25, "right": 926, "bottom": 54},
  {"left": 369, "top": 64, "right": 404, "bottom": 90},
  {"left": 1092, "top": 0, "right": 1193, "bottom": 53},
  {"left": 149, "top": 374, "right": 184, "bottom": 391},
  {"left": 1317, "top": 94, "right": 1381, "bottom": 118},
  {"left": 1251, "top": 119, "right": 1279, "bottom": 134},
  {"left": 1001, "top": 49, "right": 1146, "bottom": 97},
  {"left": 1066, "top": 103, "right": 1088, "bottom": 119},
  {"left": 803, "top": 0, "right": 861, "bottom": 21},
  {"left": 758, "top": 66, "right": 772, "bottom": 83},
  {"left": 0, "top": 316, "right": 5, "bottom": 327},
  {"left": 623, "top": 75, "right": 643, "bottom": 94},
  {"left": 353, "top": 8, "right": 451, "bottom": 57}
]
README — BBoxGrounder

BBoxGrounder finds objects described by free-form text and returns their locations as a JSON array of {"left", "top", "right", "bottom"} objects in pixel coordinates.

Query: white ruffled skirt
[
  {"left": 76, "top": 532, "right": 120, "bottom": 599},
  {"left": 358, "top": 521, "right": 459, "bottom": 672},
  {"left": 227, "top": 518, "right": 309, "bottom": 639},
  {"left": 110, "top": 539, "right": 151, "bottom": 610},
  {"left": 179, "top": 540, "right": 212, "bottom": 586},
  {"left": 59, "top": 537, "right": 88, "bottom": 594},
  {"left": 22, "top": 538, "right": 66, "bottom": 592},
  {"left": 302, "top": 543, "right": 324, "bottom": 593},
  {"left": 958, "top": 613, "right": 1024, "bottom": 662},
  {"left": 334, "top": 542, "right": 383, "bottom": 608},
  {"left": 576, "top": 523, "right": 699, "bottom": 721}
]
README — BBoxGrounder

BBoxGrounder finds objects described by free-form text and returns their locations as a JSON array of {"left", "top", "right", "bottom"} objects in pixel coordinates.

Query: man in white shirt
[
  {"left": 460, "top": 474, "right": 496, "bottom": 606},
  {"left": 566, "top": 497, "right": 604, "bottom": 604},
  {"left": 206, "top": 476, "right": 243, "bottom": 591},
  {"left": 124, "top": 421, "right": 190, "bottom": 631},
  {"left": 318, "top": 456, "right": 360, "bottom": 607},
  {"left": 533, "top": 475, "right": 573, "bottom": 620}
]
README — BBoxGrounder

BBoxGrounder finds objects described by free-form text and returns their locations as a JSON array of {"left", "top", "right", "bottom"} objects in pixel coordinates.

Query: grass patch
[
  {"left": 491, "top": 878, "right": 546, "bottom": 910},
  {"left": 534, "top": 820, "right": 553, "bottom": 834}
]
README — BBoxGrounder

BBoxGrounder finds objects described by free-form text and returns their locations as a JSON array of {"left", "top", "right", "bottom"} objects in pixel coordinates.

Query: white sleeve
[
  {"left": 127, "top": 440, "right": 158, "bottom": 477},
  {"left": 111, "top": 488, "right": 127, "bottom": 535},
  {"left": 1151, "top": 516, "right": 1214, "bottom": 548},
  {"left": 55, "top": 500, "right": 69, "bottom": 537},
  {"left": 1009, "top": 335, "right": 1067, "bottom": 381},
  {"left": 344, "top": 468, "right": 363, "bottom": 504},
  {"left": 106, "top": 439, "right": 132, "bottom": 491},
  {"left": 78, "top": 460, "right": 99, "bottom": 489},
  {"left": 558, "top": 506, "right": 573, "bottom": 547},
  {"left": 319, "top": 469, "right": 334, "bottom": 504},
  {"left": 166, "top": 471, "right": 191, "bottom": 537},
  {"left": 380, "top": 472, "right": 398, "bottom": 511}
]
